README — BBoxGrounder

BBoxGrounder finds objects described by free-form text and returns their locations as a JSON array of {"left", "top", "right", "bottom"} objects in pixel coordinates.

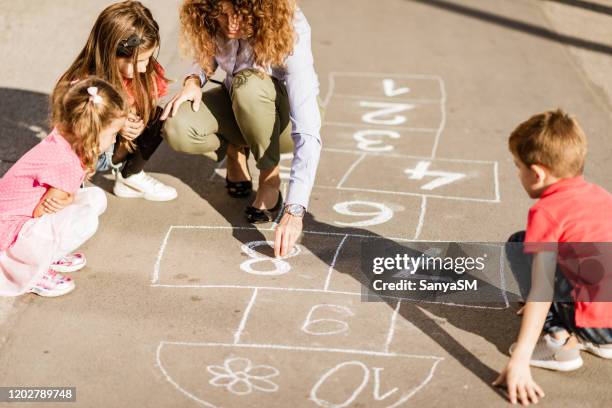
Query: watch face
[{"left": 287, "top": 204, "right": 305, "bottom": 217}]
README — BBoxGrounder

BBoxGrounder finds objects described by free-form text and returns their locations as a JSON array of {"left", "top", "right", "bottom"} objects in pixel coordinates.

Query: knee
[
  {"left": 80, "top": 212, "right": 100, "bottom": 242},
  {"left": 163, "top": 111, "right": 217, "bottom": 154},
  {"left": 163, "top": 116, "right": 190, "bottom": 153},
  {"left": 231, "top": 70, "right": 273, "bottom": 113},
  {"left": 78, "top": 187, "right": 107, "bottom": 216}
]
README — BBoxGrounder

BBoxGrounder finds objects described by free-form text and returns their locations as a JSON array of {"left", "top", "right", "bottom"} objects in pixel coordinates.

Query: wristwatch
[{"left": 285, "top": 204, "right": 306, "bottom": 218}]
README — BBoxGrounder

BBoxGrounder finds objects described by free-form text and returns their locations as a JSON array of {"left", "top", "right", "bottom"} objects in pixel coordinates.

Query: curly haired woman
[{"left": 162, "top": 0, "right": 322, "bottom": 257}]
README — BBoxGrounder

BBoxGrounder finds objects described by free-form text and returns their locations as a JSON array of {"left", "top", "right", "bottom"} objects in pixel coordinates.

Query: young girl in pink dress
[{"left": 0, "top": 77, "right": 128, "bottom": 297}]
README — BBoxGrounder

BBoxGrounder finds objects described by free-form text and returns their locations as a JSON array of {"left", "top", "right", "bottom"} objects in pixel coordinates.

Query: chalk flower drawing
[{"left": 207, "top": 357, "right": 280, "bottom": 395}]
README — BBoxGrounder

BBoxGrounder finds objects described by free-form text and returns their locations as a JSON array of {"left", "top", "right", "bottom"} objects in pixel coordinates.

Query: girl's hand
[
  {"left": 41, "top": 194, "right": 74, "bottom": 214},
  {"left": 33, "top": 189, "right": 74, "bottom": 218},
  {"left": 160, "top": 77, "right": 202, "bottom": 120},
  {"left": 493, "top": 359, "right": 545, "bottom": 405},
  {"left": 120, "top": 112, "right": 145, "bottom": 141}
]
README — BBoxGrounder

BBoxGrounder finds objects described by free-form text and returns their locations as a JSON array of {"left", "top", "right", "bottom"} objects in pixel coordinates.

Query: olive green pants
[{"left": 163, "top": 70, "right": 294, "bottom": 170}]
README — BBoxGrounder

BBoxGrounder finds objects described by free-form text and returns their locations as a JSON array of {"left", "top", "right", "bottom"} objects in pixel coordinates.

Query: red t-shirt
[{"left": 524, "top": 176, "right": 612, "bottom": 328}]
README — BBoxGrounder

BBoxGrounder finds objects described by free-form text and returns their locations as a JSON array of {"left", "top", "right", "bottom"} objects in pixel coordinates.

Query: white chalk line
[
  {"left": 328, "top": 71, "right": 446, "bottom": 80},
  {"left": 322, "top": 72, "right": 446, "bottom": 108},
  {"left": 324, "top": 121, "right": 439, "bottom": 133},
  {"left": 498, "top": 250, "right": 510, "bottom": 308},
  {"left": 385, "top": 358, "right": 443, "bottom": 408},
  {"left": 315, "top": 185, "right": 500, "bottom": 203},
  {"left": 414, "top": 196, "right": 427, "bottom": 240},
  {"left": 429, "top": 76, "right": 447, "bottom": 159},
  {"left": 321, "top": 71, "right": 335, "bottom": 108},
  {"left": 330, "top": 93, "right": 442, "bottom": 104},
  {"left": 322, "top": 123, "right": 438, "bottom": 135},
  {"left": 323, "top": 234, "right": 349, "bottom": 291},
  {"left": 152, "top": 226, "right": 175, "bottom": 284},
  {"left": 336, "top": 152, "right": 367, "bottom": 189},
  {"left": 156, "top": 225, "right": 507, "bottom": 245},
  {"left": 384, "top": 300, "right": 402, "bottom": 353},
  {"left": 155, "top": 342, "right": 219, "bottom": 408},
  {"left": 151, "top": 284, "right": 509, "bottom": 310},
  {"left": 156, "top": 340, "right": 443, "bottom": 408},
  {"left": 233, "top": 288, "right": 258, "bottom": 344},
  {"left": 322, "top": 147, "right": 498, "bottom": 165},
  {"left": 158, "top": 340, "right": 444, "bottom": 361},
  {"left": 494, "top": 161, "right": 501, "bottom": 202},
  {"left": 209, "top": 157, "right": 226, "bottom": 181}
]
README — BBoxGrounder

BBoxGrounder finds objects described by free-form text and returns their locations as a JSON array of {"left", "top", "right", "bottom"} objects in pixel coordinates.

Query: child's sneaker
[
  {"left": 579, "top": 340, "right": 612, "bottom": 359},
  {"left": 510, "top": 334, "right": 583, "bottom": 371},
  {"left": 29, "top": 270, "right": 75, "bottom": 297},
  {"left": 113, "top": 170, "right": 177, "bottom": 201},
  {"left": 50, "top": 253, "right": 87, "bottom": 273}
]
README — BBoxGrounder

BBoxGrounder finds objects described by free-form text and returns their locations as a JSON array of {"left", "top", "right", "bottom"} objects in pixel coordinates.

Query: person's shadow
[
  {"left": 142, "top": 144, "right": 520, "bottom": 400},
  {"left": 0, "top": 88, "right": 50, "bottom": 176}
]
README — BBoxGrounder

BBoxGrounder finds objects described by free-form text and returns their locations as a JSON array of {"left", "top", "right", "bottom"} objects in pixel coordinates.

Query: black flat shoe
[
  {"left": 245, "top": 192, "right": 283, "bottom": 224},
  {"left": 225, "top": 148, "right": 252, "bottom": 198}
]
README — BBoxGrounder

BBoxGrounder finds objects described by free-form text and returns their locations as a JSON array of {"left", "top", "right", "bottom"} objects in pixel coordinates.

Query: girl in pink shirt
[{"left": 0, "top": 77, "right": 128, "bottom": 297}]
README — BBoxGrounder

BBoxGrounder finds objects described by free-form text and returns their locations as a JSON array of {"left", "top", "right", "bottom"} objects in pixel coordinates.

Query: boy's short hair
[{"left": 509, "top": 109, "right": 587, "bottom": 178}]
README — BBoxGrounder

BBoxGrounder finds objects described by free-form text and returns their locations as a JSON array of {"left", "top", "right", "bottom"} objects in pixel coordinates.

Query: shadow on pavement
[
  {"left": 544, "top": 0, "right": 612, "bottom": 16},
  {"left": 410, "top": 0, "right": 612, "bottom": 56},
  {"left": 301, "top": 213, "right": 516, "bottom": 400},
  {"left": 0, "top": 87, "right": 50, "bottom": 176}
]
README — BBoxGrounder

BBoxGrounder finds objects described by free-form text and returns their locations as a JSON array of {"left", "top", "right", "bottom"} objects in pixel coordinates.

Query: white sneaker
[
  {"left": 113, "top": 170, "right": 177, "bottom": 201},
  {"left": 29, "top": 270, "right": 75, "bottom": 297},
  {"left": 50, "top": 253, "right": 87, "bottom": 273},
  {"left": 510, "top": 334, "right": 583, "bottom": 371},
  {"left": 579, "top": 340, "right": 612, "bottom": 359}
]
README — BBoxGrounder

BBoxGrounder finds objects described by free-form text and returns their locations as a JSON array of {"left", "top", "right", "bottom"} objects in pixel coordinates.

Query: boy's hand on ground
[
  {"left": 274, "top": 212, "right": 303, "bottom": 258},
  {"left": 161, "top": 79, "right": 202, "bottom": 120},
  {"left": 493, "top": 359, "right": 545, "bottom": 405},
  {"left": 120, "top": 112, "right": 145, "bottom": 141}
]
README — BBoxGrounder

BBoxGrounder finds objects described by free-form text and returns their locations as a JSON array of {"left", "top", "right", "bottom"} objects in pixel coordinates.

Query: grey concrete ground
[{"left": 1, "top": 0, "right": 612, "bottom": 407}]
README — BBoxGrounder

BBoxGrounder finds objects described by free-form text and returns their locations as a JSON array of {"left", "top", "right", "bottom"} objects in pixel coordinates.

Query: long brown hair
[
  {"left": 52, "top": 77, "right": 129, "bottom": 178},
  {"left": 52, "top": 1, "right": 163, "bottom": 149},
  {"left": 180, "top": 0, "right": 297, "bottom": 76}
]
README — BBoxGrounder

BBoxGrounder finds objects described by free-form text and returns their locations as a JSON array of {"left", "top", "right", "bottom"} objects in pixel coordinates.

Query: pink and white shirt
[{"left": 0, "top": 128, "right": 85, "bottom": 251}]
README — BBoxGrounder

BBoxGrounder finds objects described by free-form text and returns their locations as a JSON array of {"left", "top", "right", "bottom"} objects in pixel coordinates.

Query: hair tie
[{"left": 87, "top": 87, "right": 103, "bottom": 105}]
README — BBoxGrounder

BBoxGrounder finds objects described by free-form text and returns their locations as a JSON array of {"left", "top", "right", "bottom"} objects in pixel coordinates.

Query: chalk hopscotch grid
[
  {"left": 156, "top": 341, "right": 444, "bottom": 408},
  {"left": 152, "top": 225, "right": 510, "bottom": 310},
  {"left": 158, "top": 278, "right": 441, "bottom": 407},
  {"left": 322, "top": 72, "right": 497, "bottom": 243},
  {"left": 155, "top": 73, "right": 504, "bottom": 405}
]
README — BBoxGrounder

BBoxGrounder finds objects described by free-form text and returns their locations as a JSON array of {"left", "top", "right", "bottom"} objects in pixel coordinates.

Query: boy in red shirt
[{"left": 494, "top": 109, "right": 612, "bottom": 405}]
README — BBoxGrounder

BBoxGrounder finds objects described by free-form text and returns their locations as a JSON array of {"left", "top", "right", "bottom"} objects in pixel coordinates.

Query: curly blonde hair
[
  {"left": 52, "top": 77, "right": 129, "bottom": 178},
  {"left": 180, "top": 0, "right": 297, "bottom": 76}
]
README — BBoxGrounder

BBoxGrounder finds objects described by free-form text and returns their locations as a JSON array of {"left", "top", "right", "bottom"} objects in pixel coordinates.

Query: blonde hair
[
  {"left": 52, "top": 1, "right": 164, "bottom": 150},
  {"left": 180, "top": 0, "right": 297, "bottom": 76},
  {"left": 52, "top": 77, "right": 128, "bottom": 177},
  {"left": 509, "top": 109, "right": 587, "bottom": 178}
]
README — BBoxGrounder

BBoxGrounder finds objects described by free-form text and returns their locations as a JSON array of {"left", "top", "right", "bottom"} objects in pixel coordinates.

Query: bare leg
[
  {"left": 252, "top": 166, "right": 281, "bottom": 209},
  {"left": 226, "top": 144, "right": 251, "bottom": 182}
]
